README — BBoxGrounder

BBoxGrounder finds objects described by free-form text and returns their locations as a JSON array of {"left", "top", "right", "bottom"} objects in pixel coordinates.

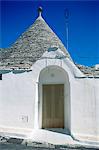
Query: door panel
[{"left": 42, "top": 84, "right": 64, "bottom": 128}]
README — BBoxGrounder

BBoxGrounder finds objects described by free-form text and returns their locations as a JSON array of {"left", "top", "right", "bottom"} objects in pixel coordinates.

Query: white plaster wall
[
  {"left": 0, "top": 72, "right": 36, "bottom": 130},
  {"left": 0, "top": 56, "right": 99, "bottom": 142},
  {"left": 70, "top": 78, "right": 99, "bottom": 140}
]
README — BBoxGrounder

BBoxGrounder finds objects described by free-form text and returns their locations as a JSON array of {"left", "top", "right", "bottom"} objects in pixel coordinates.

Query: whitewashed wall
[
  {"left": 70, "top": 77, "right": 99, "bottom": 141},
  {"left": 0, "top": 56, "right": 99, "bottom": 142},
  {"left": 0, "top": 71, "right": 35, "bottom": 130}
]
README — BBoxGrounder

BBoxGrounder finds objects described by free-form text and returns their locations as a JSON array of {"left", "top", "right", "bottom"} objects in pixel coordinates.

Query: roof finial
[{"left": 38, "top": 6, "right": 42, "bottom": 17}]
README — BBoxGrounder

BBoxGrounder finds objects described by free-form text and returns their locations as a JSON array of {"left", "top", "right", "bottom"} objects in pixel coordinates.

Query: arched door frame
[{"left": 38, "top": 65, "right": 71, "bottom": 134}]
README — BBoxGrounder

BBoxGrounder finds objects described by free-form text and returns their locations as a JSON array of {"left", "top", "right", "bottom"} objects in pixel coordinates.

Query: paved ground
[
  {"left": 0, "top": 136, "right": 98, "bottom": 150},
  {"left": 0, "top": 143, "right": 97, "bottom": 150},
  {"left": 0, "top": 138, "right": 98, "bottom": 150}
]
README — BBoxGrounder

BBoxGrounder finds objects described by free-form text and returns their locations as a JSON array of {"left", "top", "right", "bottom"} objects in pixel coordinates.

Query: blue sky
[{"left": 0, "top": 0, "right": 99, "bottom": 66}]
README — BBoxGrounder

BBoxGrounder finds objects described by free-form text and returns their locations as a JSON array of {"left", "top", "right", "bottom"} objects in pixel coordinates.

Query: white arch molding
[{"left": 37, "top": 65, "right": 71, "bottom": 134}]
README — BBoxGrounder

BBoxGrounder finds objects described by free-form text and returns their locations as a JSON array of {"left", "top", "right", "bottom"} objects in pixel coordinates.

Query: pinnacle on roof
[{"left": 38, "top": 6, "right": 43, "bottom": 17}]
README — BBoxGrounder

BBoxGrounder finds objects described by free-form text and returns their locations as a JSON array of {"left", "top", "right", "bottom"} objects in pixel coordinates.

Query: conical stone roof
[{"left": 0, "top": 11, "right": 72, "bottom": 70}]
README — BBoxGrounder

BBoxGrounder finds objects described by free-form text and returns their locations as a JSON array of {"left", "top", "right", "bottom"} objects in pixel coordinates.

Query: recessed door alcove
[{"left": 38, "top": 65, "right": 70, "bottom": 133}]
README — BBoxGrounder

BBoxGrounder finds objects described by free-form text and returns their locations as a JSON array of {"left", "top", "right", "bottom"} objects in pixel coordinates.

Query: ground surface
[
  {"left": 0, "top": 136, "right": 98, "bottom": 150},
  {"left": 0, "top": 143, "right": 97, "bottom": 150}
]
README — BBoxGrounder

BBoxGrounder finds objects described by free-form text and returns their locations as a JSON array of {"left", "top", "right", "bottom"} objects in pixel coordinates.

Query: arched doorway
[{"left": 38, "top": 66, "right": 70, "bottom": 133}]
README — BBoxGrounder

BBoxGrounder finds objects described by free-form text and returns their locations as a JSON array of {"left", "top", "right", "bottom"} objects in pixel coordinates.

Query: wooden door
[{"left": 42, "top": 84, "right": 64, "bottom": 128}]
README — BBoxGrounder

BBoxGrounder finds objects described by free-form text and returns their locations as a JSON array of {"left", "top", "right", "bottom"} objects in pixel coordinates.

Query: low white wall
[
  {"left": 0, "top": 72, "right": 35, "bottom": 130},
  {"left": 70, "top": 77, "right": 99, "bottom": 140}
]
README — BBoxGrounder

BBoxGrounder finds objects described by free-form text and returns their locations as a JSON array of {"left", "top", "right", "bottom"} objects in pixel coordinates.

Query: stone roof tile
[{"left": 0, "top": 16, "right": 72, "bottom": 70}]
